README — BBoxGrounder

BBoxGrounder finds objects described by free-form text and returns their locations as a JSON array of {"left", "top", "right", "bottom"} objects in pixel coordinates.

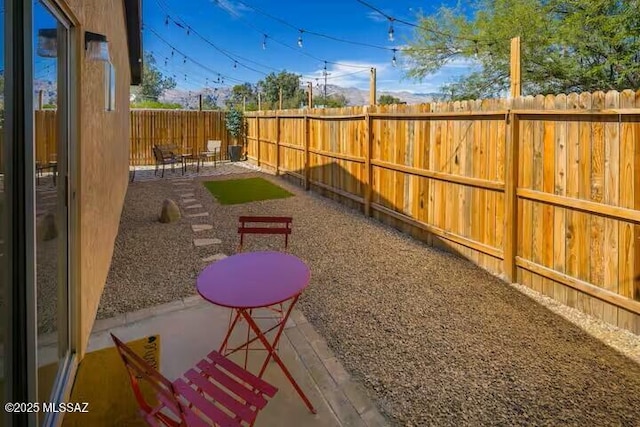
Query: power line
[
  {"left": 154, "top": 0, "right": 277, "bottom": 76},
  {"left": 146, "top": 27, "right": 246, "bottom": 84},
  {"left": 354, "top": 0, "right": 511, "bottom": 45},
  {"left": 210, "top": 0, "right": 372, "bottom": 69},
  {"left": 228, "top": 0, "right": 395, "bottom": 52}
]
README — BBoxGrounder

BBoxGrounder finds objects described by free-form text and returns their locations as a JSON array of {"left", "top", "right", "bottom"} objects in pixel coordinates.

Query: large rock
[
  {"left": 159, "top": 199, "right": 181, "bottom": 223},
  {"left": 37, "top": 212, "right": 58, "bottom": 241}
]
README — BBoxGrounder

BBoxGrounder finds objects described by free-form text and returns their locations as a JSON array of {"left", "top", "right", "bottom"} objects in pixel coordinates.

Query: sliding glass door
[{"left": 2, "top": 1, "right": 77, "bottom": 425}]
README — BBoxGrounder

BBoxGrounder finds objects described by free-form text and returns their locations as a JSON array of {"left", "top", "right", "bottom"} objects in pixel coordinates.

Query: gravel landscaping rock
[{"left": 101, "top": 168, "right": 640, "bottom": 426}]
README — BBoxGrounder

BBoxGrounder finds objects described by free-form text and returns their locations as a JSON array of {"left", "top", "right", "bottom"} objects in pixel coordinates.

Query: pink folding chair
[{"left": 111, "top": 333, "right": 278, "bottom": 426}]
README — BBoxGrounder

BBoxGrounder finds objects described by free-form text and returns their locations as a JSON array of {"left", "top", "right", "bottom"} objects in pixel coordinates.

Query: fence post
[
  {"left": 364, "top": 106, "right": 372, "bottom": 217},
  {"left": 256, "top": 114, "right": 261, "bottom": 167},
  {"left": 275, "top": 113, "right": 280, "bottom": 175},
  {"left": 304, "top": 112, "right": 310, "bottom": 190},
  {"left": 504, "top": 111, "right": 520, "bottom": 282}
]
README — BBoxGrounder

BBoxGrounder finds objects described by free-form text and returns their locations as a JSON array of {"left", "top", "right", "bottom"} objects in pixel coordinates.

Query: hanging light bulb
[
  {"left": 388, "top": 19, "right": 395, "bottom": 42},
  {"left": 473, "top": 40, "right": 479, "bottom": 60},
  {"left": 391, "top": 49, "right": 397, "bottom": 67},
  {"left": 183, "top": 56, "right": 187, "bottom": 64},
  {"left": 187, "top": 26, "right": 191, "bottom": 35},
  {"left": 171, "top": 49, "right": 175, "bottom": 57},
  {"left": 184, "top": 74, "right": 187, "bottom": 81},
  {"left": 165, "top": 15, "right": 169, "bottom": 26},
  {"left": 233, "top": 61, "right": 237, "bottom": 69},
  {"left": 164, "top": 57, "right": 168, "bottom": 66},
  {"left": 298, "top": 29, "right": 304, "bottom": 48},
  {"left": 262, "top": 34, "right": 267, "bottom": 50}
]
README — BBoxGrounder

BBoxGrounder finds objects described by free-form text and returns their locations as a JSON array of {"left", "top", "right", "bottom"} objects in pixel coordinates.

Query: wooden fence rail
[{"left": 245, "top": 90, "right": 640, "bottom": 335}]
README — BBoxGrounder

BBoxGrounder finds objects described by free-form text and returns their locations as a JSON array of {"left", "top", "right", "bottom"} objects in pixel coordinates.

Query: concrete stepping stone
[
  {"left": 193, "top": 238, "right": 222, "bottom": 247},
  {"left": 180, "top": 193, "right": 195, "bottom": 198},
  {"left": 192, "top": 224, "right": 213, "bottom": 232},
  {"left": 187, "top": 212, "right": 209, "bottom": 218},
  {"left": 182, "top": 198, "right": 197, "bottom": 203},
  {"left": 185, "top": 204, "right": 203, "bottom": 209},
  {"left": 202, "top": 253, "right": 228, "bottom": 263}
]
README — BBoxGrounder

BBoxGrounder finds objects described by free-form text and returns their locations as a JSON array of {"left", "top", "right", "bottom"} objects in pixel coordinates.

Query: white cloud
[
  {"left": 210, "top": 0, "right": 251, "bottom": 16},
  {"left": 366, "top": 11, "right": 387, "bottom": 23},
  {"left": 297, "top": 57, "right": 479, "bottom": 94}
]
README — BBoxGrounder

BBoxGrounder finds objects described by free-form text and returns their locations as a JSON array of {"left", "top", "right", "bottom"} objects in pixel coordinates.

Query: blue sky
[{"left": 32, "top": 0, "right": 478, "bottom": 94}]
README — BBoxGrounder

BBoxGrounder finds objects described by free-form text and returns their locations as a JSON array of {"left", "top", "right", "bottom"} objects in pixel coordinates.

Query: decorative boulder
[
  {"left": 37, "top": 212, "right": 58, "bottom": 241},
  {"left": 159, "top": 199, "right": 181, "bottom": 223}
]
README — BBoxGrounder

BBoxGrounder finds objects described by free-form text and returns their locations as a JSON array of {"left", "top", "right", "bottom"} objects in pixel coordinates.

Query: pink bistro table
[{"left": 196, "top": 251, "right": 316, "bottom": 413}]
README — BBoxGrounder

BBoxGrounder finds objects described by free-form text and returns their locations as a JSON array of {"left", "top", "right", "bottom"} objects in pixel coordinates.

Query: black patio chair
[{"left": 152, "top": 145, "right": 181, "bottom": 178}]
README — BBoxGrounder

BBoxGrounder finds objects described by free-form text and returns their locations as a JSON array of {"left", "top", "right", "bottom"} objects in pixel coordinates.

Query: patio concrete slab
[
  {"left": 192, "top": 224, "right": 213, "bottom": 232},
  {"left": 83, "top": 299, "right": 379, "bottom": 426},
  {"left": 193, "top": 238, "right": 222, "bottom": 247}
]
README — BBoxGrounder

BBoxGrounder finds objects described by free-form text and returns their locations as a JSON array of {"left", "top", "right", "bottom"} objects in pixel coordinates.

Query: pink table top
[{"left": 196, "top": 251, "right": 311, "bottom": 309}]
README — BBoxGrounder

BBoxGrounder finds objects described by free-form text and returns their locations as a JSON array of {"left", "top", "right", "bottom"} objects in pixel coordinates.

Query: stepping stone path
[
  {"left": 185, "top": 204, "right": 203, "bottom": 209},
  {"left": 193, "top": 238, "right": 222, "bottom": 247},
  {"left": 202, "top": 253, "right": 228, "bottom": 263},
  {"left": 180, "top": 193, "right": 195, "bottom": 198},
  {"left": 182, "top": 198, "right": 197, "bottom": 203},
  {"left": 192, "top": 224, "right": 213, "bottom": 232},
  {"left": 187, "top": 212, "right": 209, "bottom": 218}
]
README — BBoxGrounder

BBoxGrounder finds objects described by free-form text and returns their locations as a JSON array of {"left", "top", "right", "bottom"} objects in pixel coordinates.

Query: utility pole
[
  {"left": 307, "top": 81, "right": 313, "bottom": 109},
  {"left": 258, "top": 92, "right": 262, "bottom": 111},
  {"left": 38, "top": 90, "right": 44, "bottom": 110},
  {"left": 322, "top": 61, "right": 330, "bottom": 105},
  {"left": 369, "top": 68, "right": 377, "bottom": 106},
  {"left": 198, "top": 94, "right": 203, "bottom": 111},
  {"left": 279, "top": 87, "right": 283, "bottom": 110}
]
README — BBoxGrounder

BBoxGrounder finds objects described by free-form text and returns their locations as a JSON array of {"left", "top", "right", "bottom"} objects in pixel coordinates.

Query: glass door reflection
[{"left": 34, "top": 1, "right": 70, "bottom": 406}]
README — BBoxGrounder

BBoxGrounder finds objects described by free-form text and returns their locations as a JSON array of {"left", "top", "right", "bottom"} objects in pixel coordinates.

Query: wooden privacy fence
[
  {"left": 129, "top": 110, "right": 231, "bottom": 165},
  {"left": 245, "top": 89, "right": 640, "bottom": 334},
  {"left": 34, "top": 110, "right": 232, "bottom": 166}
]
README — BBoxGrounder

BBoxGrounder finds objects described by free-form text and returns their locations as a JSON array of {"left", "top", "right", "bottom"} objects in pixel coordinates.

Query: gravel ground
[{"left": 101, "top": 166, "right": 640, "bottom": 426}]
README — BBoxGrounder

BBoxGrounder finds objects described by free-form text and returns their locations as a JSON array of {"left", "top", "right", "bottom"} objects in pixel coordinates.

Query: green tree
[
  {"left": 314, "top": 94, "right": 348, "bottom": 108},
  {"left": 257, "top": 71, "right": 305, "bottom": 109},
  {"left": 201, "top": 94, "right": 220, "bottom": 110},
  {"left": 130, "top": 100, "right": 182, "bottom": 109},
  {"left": 403, "top": 0, "right": 640, "bottom": 100},
  {"left": 225, "top": 83, "right": 257, "bottom": 110},
  {"left": 378, "top": 94, "right": 402, "bottom": 105},
  {"left": 134, "top": 52, "right": 177, "bottom": 102}
]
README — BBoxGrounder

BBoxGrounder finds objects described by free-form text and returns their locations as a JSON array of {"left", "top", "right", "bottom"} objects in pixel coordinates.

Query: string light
[
  {"left": 474, "top": 40, "right": 479, "bottom": 59},
  {"left": 183, "top": 56, "right": 187, "bottom": 64},
  {"left": 391, "top": 48, "right": 397, "bottom": 66},
  {"left": 262, "top": 34, "right": 267, "bottom": 50},
  {"left": 165, "top": 15, "right": 169, "bottom": 26},
  {"left": 388, "top": 19, "right": 394, "bottom": 42},
  {"left": 233, "top": 61, "right": 237, "bottom": 69},
  {"left": 298, "top": 29, "right": 304, "bottom": 48}
]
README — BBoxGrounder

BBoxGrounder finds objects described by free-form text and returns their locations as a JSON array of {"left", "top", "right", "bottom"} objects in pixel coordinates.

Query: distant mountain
[{"left": 157, "top": 84, "right": 442, "bottom": 108}]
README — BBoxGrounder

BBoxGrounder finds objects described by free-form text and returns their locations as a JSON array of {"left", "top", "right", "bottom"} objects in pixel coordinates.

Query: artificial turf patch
[{"left": 203, "top": 177, "right": 293, "bottom": 205}]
